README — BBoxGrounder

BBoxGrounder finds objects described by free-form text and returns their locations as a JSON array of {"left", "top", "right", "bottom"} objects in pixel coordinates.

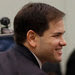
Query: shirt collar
[{"left": 31, "top": 52, "right": 42, "bottom": 69}]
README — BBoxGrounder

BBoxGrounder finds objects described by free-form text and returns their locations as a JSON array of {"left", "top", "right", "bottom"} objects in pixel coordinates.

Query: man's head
[{"left": 14, "top": 3, "right": 66, "bottom": 63}]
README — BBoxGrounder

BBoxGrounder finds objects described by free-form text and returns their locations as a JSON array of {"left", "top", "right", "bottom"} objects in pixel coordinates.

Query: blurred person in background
[{"left": 66, "top": 49, "right": 75, "bottom": 75}]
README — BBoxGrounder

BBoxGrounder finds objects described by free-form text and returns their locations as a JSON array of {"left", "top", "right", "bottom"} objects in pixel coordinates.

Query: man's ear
[{"left": 26, "top": 30, "right": 37, "bottom": 48}]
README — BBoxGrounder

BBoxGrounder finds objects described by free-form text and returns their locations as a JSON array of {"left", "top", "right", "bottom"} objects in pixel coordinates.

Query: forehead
[
  {"left": 49, "top": 19, "right": 64, "bottom": 30},
  {"left": 43, "top": 19, "right": 65, "bottom": 35}
]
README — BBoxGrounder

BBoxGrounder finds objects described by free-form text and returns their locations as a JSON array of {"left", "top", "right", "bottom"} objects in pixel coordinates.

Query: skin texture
[{"left": 24, "top": 19, "right": 67, "bottom": 64}]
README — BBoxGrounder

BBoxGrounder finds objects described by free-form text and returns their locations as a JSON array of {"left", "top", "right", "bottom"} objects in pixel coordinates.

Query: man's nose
[{"left": 60, "top": 37, "right": 67, "bottom": 46}]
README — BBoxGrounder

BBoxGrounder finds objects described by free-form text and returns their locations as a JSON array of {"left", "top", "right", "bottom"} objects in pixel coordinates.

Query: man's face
[{"left": 35, "top": 19, "right": 67, "bottom": 63}]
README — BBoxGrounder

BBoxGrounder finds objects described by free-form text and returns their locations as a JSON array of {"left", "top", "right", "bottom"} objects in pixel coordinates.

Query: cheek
[
  {"left": 38, "top": 38, "right": 60, "bottom": 54},
  {"left": 39, "top": 39, "right": 55, "bottom": 51},
  {"left": 50, "top": 39, "right": 60, "bottom": 46},
  {"left": 45, "top": 40, "right": 60, "bottom": 54}
]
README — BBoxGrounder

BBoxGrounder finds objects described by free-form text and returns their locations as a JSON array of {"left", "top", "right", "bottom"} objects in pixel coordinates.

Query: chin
[
  {"left": 58, "top": 60, "right": 62, "bottom": 62},
  {"left": 56, "top": 57, "right": 62, "bottom": 62},
  {"left": 54, "top": 58, "right": 62, "bottom": 63},
  {"left": 49, "top": 59, "right": 61, "bottom": 63},
  {"left": 57, "top": 59, "right": 62, "bottom": 62}
]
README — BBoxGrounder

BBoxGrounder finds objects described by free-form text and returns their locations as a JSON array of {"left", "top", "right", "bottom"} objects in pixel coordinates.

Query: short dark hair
[{"left": 14, "top": 3, "right": 65, "bottom": 44}]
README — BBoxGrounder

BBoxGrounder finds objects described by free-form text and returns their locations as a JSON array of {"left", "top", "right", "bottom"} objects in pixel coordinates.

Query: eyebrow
[{"left": 53, "top": 31, "right": 66, "bottom": 35}]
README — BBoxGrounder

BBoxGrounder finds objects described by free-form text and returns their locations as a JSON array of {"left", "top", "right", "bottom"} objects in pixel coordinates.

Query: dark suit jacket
[{"left": 0, "top": 44, "right": 46, "bottom": 75}]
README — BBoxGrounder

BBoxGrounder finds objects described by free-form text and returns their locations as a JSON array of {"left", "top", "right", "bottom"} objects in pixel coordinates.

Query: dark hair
[{"left": 14, "top": 3, "right": 65, "bottom": 44}]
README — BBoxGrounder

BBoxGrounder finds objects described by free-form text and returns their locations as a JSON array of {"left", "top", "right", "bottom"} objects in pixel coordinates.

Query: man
[{"left": 0, "top": 2, "right": 67, "bottom": 75}]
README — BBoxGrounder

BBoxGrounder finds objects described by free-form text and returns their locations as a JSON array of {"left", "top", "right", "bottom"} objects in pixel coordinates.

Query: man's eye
[{"left": 53, "top": 35, "right": 59, "bottom": 37}]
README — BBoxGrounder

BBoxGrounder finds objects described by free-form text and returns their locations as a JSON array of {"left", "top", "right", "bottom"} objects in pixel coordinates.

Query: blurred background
[{"left": 0, "top": 0, "right": 75, "bottom": 75}]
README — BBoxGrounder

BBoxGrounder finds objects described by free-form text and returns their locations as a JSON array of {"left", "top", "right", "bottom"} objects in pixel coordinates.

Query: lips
[
  {"left": 58, "top": 50, "right": 62, "bottom": 55},
  {"left": 55, "top": 48, "right": 62, "bottom": 50},
  {"left": 55, "top": 48, "right": 62, "bottom": 55}
]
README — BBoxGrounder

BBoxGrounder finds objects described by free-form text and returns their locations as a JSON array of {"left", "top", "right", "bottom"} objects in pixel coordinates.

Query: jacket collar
[{"left": 13, "top": 43, "right": 40, "bottom": 68}]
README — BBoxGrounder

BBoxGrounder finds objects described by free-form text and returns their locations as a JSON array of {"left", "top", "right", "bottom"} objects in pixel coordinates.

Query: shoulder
[
  {"left": 0, "top": 51, "right": 46, "bottom": 75},
  {"left": 0, "top": 48, "right": 15, "bottom": 64},
  {"left": 18, "top": 62, "right": 47, "bottom": 75},
  {"left": 0, "top": 45, "right": 47, "bottom": 75}
]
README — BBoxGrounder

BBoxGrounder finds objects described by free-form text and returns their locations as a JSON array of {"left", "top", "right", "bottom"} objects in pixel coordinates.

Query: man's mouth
[
  {"left": 55, "top": 48, "right": 62, "bottom": 51},
  {"left": 55, "top": 48, "right": 62, "bottom": 55}
]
